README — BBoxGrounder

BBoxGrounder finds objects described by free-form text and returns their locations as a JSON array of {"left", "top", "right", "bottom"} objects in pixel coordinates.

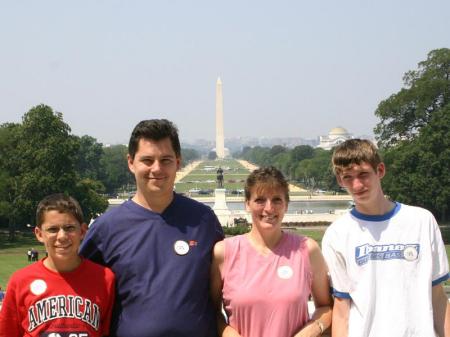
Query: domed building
[{"left": 317, "top": 127, "right": 352, "bottom": 150}]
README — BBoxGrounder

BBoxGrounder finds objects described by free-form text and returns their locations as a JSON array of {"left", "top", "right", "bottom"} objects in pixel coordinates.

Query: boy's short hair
[
  {"left": 332, "top": 139, "right": 381, "bottom": 175},
  {"left": 244, "top": 166, "right": 290, "bottom": 202},
  {"left": 128, "top": 119, "right": 181, "bottom": 159},
  {"left": 36, "top": 193, "right": 84, "bottom": 227}
]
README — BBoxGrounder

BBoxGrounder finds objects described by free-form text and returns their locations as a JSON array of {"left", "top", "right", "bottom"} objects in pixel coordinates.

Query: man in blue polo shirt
[{"left": 80, "top": 119, "right": 224, "bottom": 337}]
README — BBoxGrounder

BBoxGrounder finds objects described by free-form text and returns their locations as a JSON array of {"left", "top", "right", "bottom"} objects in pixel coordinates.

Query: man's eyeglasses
[{"left": 43, "top": 225, "right": 79, "bottom": 235}]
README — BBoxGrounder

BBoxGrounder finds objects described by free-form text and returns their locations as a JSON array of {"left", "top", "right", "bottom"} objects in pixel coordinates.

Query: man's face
[
  {"left": 35, "top": 210, "right": 86, "bottom": 271},
  {"left": 128, "top": 137, "right": 180, "bottom": 197},
  {"left": 336, "top": 162, "right": 385, "bottom": 206}
]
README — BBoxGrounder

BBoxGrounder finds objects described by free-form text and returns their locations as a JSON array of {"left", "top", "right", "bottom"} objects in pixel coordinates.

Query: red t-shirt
[{"left": 0, "top": 258, "right": 115, "bottom": 337}]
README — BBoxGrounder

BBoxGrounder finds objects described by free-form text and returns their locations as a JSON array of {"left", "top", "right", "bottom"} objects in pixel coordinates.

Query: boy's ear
[
  {"left": 34, "top": 227, "right": 45, "bottom": 243},
  {"left": 80, "top": 223, "right": 88, "bottom": 240},
  {"left": 376, "top": 162, "right": 386, "bottom": 179}
]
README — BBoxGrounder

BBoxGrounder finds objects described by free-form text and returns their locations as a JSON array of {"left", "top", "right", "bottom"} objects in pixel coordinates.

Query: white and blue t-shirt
[{"left": 322, "top": 202, "right": 449, "bottom": 337}]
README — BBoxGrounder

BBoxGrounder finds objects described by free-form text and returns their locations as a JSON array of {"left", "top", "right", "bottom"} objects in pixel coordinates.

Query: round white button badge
[
  {"left": 174, "top": 240, "right": 190, "bottom": 256},
  {"left": 277, "top": 265, "right": 294, "bottom": 279},
  {"left": 403, "top": 246, "right": 418, "bottom": 261},
  {"left": 30, "top": 279, "right": 47, "bottom": 295}
]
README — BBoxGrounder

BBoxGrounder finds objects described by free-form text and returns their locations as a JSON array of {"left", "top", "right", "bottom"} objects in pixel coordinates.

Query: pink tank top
[{"left": 222, "top": 233, "right": 312, "bottom": 337}]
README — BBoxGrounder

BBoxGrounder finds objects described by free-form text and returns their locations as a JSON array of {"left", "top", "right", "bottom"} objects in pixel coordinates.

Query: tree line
[
  {"left": 0, "top": 106, "right": 200, "bottom": 239},
  {"left": 239, "top": 48, "right": 450, "bottom": 221},
  {"left": 237, "top": 145, "right": 339, "bottom": 194}
]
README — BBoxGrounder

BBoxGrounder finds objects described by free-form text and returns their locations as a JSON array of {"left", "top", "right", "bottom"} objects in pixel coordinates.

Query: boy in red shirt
[{"left": 0, "top": 194, "right": 115, "bottom": 337}]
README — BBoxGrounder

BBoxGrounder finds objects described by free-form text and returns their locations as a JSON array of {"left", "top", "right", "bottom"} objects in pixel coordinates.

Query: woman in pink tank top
[{"left": 210, "top": 166, "right": 332, "bottom": 337}]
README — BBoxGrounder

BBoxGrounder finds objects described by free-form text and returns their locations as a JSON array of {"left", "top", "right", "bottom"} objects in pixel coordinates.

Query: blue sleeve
[
  {"left": 432, "top": 273, "right": 450, "bottom": 286},
  {"left": 332, "top": 288, "right": 352, "bottom": 299},
  {"left": 79, "top": 220, "right": 106, "bottom": 266}
]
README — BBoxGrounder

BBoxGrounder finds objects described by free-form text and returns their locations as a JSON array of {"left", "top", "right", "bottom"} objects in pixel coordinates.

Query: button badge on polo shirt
[
  {"left": 277, "top": 265, "right": 294, "bottom": 279},
  {"left": 174, "top": 240, "right": 190, "bottom": 255}
]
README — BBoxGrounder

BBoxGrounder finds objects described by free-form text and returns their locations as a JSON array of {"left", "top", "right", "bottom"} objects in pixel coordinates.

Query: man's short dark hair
[
  {"left": 128, "top": 119, "right": 181, "bottom": 159},
  {"left": 36, "top": 193, "right": 84, "bottom": 228}
]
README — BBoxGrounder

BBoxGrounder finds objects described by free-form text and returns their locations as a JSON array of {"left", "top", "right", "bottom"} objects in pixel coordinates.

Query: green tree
[
  {"left": 381, "top": 106, "right": 450, "bottom": 220},
  {"left": 14, "top": 105, "right": 79, "bottom": 225},
  {"left": 241, "top": 146, "right": 271, "bottom": 167},
  {"left": 100, "top": 145, "right": 133, "bottom": 195},
  {"left": 0, "top": 123, "right": 21, "bottom": 235},
  {"left": 0, "top": 105, "right": 108, "bottom": 239},
  {"left": 374, "top": 49, "right": 450, "bottom": 220},
  {"left": 293, "top": 149, "right": 331, "bottom": 193},
  {"left": 181, "top": 148, "right": 200, "bottom": 166},
  {"left": 74, "top": 135, "right": 105, "bottom": 181},
  {"left": 73, "top": 178, "right": 109, "bottom": 222},
  {"left": 290, "top": 145, "right": 315, "bottom": 162},
  {"left": 375, "top": 48, "right": 450, "bottom": 147},
  {"left": 208, "top": 151, "right": 217, "bottom": 160}
]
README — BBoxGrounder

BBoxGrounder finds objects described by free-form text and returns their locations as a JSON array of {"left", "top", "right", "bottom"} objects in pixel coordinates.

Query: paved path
[
  {"left": 175, "top": 160, "right": 202, "bottom": 183},
  {"left": 237, "top": 159, "right": 308, "bottom": 192}
]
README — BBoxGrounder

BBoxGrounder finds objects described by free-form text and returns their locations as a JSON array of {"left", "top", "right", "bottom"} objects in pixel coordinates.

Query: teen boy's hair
[
  {"left": 128, "top": 119, "right": 181, "bottom": 159},
  {"left": 332, "top": 139, "right": 381, "bottom": 175},
  {"left": 36, "top": 194, "right": 84, "bottom": 227},
  {"left": 244, "top": 166, "right": 290, "bottom": 202}
]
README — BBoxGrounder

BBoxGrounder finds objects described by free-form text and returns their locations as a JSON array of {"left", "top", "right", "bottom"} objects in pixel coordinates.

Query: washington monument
[{"left": 215, "top": 77, "right": 225, "bottom": 159}]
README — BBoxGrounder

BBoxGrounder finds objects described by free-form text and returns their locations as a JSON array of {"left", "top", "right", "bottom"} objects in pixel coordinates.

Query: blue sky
[{"left": 1, "top": 0, "right": 449, "bottom": 144}]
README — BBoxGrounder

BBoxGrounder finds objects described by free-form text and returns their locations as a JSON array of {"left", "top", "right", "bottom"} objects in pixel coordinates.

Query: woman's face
[{"left": 245, "top": 186, "right": 288, "bottom": 231}]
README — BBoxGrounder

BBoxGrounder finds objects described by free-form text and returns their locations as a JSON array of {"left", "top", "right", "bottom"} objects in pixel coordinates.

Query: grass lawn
[
  {"left": 0, "top": 231, "right": 46, "bottom": 288},
  {"left": 293, "top": 228, "right": 327, "bottom": 245},
  {"left": 176, "top": 159, "right": 250, "bottom": 193}
]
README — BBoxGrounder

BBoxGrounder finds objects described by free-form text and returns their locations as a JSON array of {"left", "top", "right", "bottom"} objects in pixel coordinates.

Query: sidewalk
[
  {"left": 237, "top": 159, "right": 307, "bottom": 192},
  {"left": 175, "top": 160, "right": 202, "bottom": 183}
]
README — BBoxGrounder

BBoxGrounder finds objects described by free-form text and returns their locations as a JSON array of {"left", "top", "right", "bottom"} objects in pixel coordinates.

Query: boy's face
[
  {"left": 35, "top": 210, "right": 87, "bottom": 271},
  {"left": 336, "top": 161, "right": 385, "bottom": 206}
]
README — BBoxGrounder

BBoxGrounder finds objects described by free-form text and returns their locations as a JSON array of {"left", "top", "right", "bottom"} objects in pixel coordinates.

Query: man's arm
[
  {"left": 432, "top": 283, "right": 450, "bottom": 337},
  {"left": 332, "top": 297, "right": 350, "bottom": 337}
]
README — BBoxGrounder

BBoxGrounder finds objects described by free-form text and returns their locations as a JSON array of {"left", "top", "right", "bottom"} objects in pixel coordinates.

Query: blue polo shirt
[{"left": 80, "top": 194, "right": 224, "bottom": 337}]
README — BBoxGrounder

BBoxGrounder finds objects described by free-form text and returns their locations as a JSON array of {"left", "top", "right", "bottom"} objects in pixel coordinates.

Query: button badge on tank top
[
  {"left": 277, "top": 265, "right": 293, "bottom": 279},
  {"left": 403, "top": 246, "right": 418, "bottom": 261},
  {"left": 174, "top": 240, "right": 190, "bottom": 255}
]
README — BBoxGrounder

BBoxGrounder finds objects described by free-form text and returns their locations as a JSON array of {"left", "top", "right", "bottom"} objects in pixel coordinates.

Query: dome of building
[
  {"left": 317, "top": 126, "right": 352, "bottom": 150},
  {"left": 329, "top": 127, "right": 349, "bottom": 136}
]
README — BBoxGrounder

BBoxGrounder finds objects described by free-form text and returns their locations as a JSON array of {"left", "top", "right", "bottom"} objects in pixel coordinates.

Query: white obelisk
[{"left": 215, "top": 77, "right": 225, "bottom": 159}]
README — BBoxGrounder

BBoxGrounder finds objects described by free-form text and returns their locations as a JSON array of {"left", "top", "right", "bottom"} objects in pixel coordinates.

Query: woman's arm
[
  {"left": 210, "top": 240, "right": 242, "bottom": 337},
  {"left": 294, "top": 238, "right": 332, "bottom": 337}
]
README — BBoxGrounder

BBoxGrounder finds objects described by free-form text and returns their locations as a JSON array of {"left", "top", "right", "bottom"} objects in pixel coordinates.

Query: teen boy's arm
[
  {"left": 322, "top": 225, "right": 351, "bottom": 337},
  {"left": 432, "top": 283, "right": 450, "bottom": 337},
  {"left": 332, "top": 297, "right": 350, "bottom": 337}
]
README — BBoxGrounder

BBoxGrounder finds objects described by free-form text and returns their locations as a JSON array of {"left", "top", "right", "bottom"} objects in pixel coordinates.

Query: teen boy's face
[
  {"left": 128, "top": 137, "right": 181, "bottom": 198},
  {"left": 35, "top": 211, "right": 86, "bottom": 270},
  {"left": 337, "top": 162, "right": 385, "bottom": 206}
]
